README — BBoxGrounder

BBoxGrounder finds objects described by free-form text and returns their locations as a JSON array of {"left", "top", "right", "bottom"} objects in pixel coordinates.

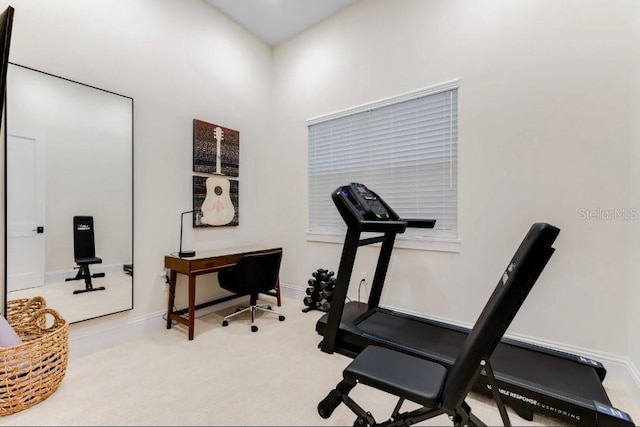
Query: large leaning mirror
[{"left": 4, "top": 63, "right": 133, "bottom": 323}]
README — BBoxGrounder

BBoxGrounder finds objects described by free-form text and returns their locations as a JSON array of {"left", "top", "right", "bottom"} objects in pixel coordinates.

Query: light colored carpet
[
  {"left": 0, "top": 296, "right": 636, "bottom": 426},
  {"left": 7, "top": 271, "right": 132, "bottom": 324}
]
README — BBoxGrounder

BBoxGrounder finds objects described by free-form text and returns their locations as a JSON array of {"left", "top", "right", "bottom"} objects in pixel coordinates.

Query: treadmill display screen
[{"left": 340, "top": 183, "right": 391, "bottom": 221}]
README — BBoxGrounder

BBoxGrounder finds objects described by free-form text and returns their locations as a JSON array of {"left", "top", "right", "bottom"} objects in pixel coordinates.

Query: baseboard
[
  {"left": 68, "top": 309, "right": 166, "bottom": 360},
  {"left": 68, "top": 293, "right": 249, "bottom": 360},
  {"left": 629, "top": 359, "right": 640, "bottom": 389},
  {"left": 278, "top": 281, "right": 302, "bottom": 300},
  {"left": 68, "top": 285, "right": 303, "bottom": 360},
  {"left": 624, "top": 357, "right": 640, "bottom": 406}
]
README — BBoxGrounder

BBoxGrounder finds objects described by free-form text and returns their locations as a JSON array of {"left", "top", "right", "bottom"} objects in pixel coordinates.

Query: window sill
[{"left": 306, "top": 232, "right": 461, "bottom": 253}]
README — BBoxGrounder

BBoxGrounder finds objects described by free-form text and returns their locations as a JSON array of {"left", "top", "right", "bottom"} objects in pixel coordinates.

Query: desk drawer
[
  {"left": 190, "top": 254, "right": 242, "bottom": 272},
  {"left": 166, "top": 247, "right": 283, "bottom": 275}
]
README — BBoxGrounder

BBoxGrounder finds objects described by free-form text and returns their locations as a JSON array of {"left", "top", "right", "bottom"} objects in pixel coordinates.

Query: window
[{"left": 307, "top": 80, "right": 458, "bottom": 247}]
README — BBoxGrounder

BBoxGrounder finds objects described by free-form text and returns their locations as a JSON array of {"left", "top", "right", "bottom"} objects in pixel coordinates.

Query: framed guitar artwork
[
  {"left": 192, "top": 119, "right": 240, "bottom": 228},
  {"left": 193, "top": 119, "right": 239, "bottom": 177},
  {"left": 193, "top": 175, "right": 239, "bottom": 227}
]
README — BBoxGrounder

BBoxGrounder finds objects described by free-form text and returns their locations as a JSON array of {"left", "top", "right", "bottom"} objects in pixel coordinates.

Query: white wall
[
  {"left": 0, "top": 0, "right": 275, "bottom": 333},
  {"left": 1, "top": 0, "right": 638, "bottom": 371},
  {"left": 629, "top": 1, "right": 640, "bottom": 376},
  {"left": 272, "top": 0, "right": 636, "bottom": 356}
]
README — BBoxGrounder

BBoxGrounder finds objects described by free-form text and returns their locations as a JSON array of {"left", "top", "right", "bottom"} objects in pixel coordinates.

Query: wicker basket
[
  {"left": 5, "top": 297, "right": 48, "bottom": 332},
  {"left": 0, "top": 298, "right": 68, "bottom": 416}
]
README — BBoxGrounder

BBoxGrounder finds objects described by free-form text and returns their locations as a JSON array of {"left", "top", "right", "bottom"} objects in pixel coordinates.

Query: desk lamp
[{"left": 179, "top": 210, "right": 200, "bottom": 257}]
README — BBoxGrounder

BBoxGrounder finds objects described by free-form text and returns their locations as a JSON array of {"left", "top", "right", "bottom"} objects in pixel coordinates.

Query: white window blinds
[{"left": 308, "top": 81, "right": 458, "bottom": 239}]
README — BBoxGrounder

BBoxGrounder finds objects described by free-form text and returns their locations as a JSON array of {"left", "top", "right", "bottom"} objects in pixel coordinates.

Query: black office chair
[
  {"left": 318, "top": 223, "right": 560, "bottom": 427},
  {"left": 65, "top": 216, "right": 106, "bottom": 295},
  {"left": 218, "top": 250, "right": 285, "bottom": 332}
]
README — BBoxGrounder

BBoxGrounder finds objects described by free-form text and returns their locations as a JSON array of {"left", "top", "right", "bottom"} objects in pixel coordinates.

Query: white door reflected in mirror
[{"left": 7, "top": 132, "right": 46, "bottom": 292}]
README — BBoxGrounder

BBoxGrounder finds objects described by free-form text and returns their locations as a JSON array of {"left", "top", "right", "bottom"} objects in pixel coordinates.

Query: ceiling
[{"left": 205, "top": 0, "right": 357, "bottom": 46}]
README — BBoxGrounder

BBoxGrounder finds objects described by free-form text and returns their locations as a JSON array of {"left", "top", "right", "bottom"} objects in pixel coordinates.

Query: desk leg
[
  {"left": 188, "top": 274, "right": 196, "bottom": 340},
  {"left": 167, "top": 270, "right": 177, "bottom": 329},
  {"left": 276, "top": 277, "right": 282, "bottom": 307}
]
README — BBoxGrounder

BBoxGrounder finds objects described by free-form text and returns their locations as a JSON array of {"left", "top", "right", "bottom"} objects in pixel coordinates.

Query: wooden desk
[{"left": 165, "top": 245, "right": 282, "bottom": 340}]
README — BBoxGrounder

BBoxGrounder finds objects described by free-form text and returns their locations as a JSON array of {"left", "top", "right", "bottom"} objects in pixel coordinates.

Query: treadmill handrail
[
  {"left": 403, "top": 218, "right": 436, "bottom": 229},
  {"left": 361, "top": 220, "right": 406, "bottom": 233}
]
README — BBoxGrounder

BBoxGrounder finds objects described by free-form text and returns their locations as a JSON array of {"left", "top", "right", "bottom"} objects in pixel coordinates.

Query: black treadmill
[{"left": 316, "top": 182, "right": 634, "bottom": 427}]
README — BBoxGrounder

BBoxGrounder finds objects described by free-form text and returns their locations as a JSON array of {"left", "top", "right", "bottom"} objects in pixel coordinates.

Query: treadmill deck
[{"left": 317, "top": 301, "right": 610, "bottom": 406}]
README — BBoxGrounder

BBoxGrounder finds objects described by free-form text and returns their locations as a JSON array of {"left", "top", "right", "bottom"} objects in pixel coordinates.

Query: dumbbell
[
  {"left": 324, "top": 278, "right": 336, "bottom": 290},
  {"left": 306, "top": 287, "right": 315, "bottom": 296},
  {"left": 303, "top": 296, "right": 314, "bottom": 307},
  {"left": 320, "top": 290, "right": 333, "bottom": 300},
  {"left": 321, "top": 300, "right": 331, "bottom": 311},
  {"left": 320, "top": 280, "right": 333, "bottom": 289},
  {"left": 319, "top": 272, "right": 335, "bottom": 282},
  {"left": 312, "top": 269, "right": 328, "bottom": 278}
]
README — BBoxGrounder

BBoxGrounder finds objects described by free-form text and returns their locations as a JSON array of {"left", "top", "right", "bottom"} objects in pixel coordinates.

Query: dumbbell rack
[{"left": 302, "top": 268, "right": 336, "bottom": 313}]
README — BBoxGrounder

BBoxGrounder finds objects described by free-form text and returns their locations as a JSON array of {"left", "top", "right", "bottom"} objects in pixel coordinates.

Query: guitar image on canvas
[
  {"left": 214, "top": 126, "right": 223, "bottom": 175},
  {"left": 200, "top": 176, "right": 235, "bottom": 226}
]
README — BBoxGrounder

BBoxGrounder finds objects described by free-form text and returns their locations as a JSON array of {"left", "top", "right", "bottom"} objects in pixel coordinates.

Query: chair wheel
[
  {"left": 222, "top": 320, "right": 229, "bottom": 327},
  {"left": 251, "top": 325, "right": 258, "bottom": 332},
  {"left": 279, "top": 315, "right": 285, "bottom": 321}
]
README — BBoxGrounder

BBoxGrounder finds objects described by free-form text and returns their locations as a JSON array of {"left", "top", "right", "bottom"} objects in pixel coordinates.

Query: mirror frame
[
  {"left": 3, "top": 62, "right": 134, "bottom": 322},
  {"left": 0, "top": 6, "right": 14, "bottom": 318}
]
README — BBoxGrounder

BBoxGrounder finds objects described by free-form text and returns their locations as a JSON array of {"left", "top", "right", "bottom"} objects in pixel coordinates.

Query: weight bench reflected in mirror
[
  {"left": 318, "top": 223, "right": 560, "bottom": 427},
  {"left": 65, "top": 216, "right": 106, "bottom": 295}
]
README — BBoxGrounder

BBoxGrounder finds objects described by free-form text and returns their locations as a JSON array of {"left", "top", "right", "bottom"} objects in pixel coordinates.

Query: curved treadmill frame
[{"left": 317, "top": 184, "right": 634, "bottom": 427}]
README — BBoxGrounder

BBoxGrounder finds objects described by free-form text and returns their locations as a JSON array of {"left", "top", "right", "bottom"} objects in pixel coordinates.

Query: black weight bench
[
  {"left": 318, "top": 222, "right": 560, "bottom": 427},
  {"left": 65, "top": 216, "right": 106, "bottom": 295}
]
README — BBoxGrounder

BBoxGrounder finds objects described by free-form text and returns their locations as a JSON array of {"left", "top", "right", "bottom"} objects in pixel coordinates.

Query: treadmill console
[
  {"left": 336, "top": 183, "right": 395, "bottom": 221},
  {"left": 346, "top": 183, "right": 391, "bottom": 220},
  {"left": 332, "top": 183, "right": 435, "bottom": 232}
]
